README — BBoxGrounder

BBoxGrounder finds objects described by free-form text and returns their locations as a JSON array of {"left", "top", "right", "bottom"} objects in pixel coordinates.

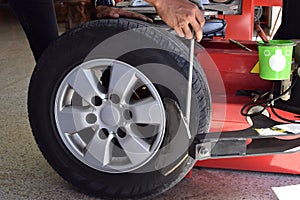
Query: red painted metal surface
[
  {"left": 195, "top": 39, "right": 300, "bottom": 174},
  {"left": 223, "top": 1, "right": 255, "bottom": 40},
  {"left": 198, "top": 40, "right": 272, "bottom": 131},
  {"left": 224, "top": 0, "right": 282, "bottom": 40},
  {"left": 254, "top": 0, "right": 282, "bottom": 7}
]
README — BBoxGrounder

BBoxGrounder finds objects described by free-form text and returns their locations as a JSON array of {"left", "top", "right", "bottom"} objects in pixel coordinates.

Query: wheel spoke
[
  {"left": 129, "top": 97, "right": 163, "bottom": 125},
  {"left": 118, "top": 133, "right": 151, "bottom": 164},
  {"left": 55, "top": 59, "right": 166, "bottom": 172},
  {"left": 85, "top": 133, "right": 114, "bottom": 166},
  {"left": 108, "top": 63, "right": 138, "bottom": 103},
  {"left": 57, "top": 106, "right": 94, "bottom": 134},
  {"left": 67, "top": 68, "right": 106, "bottom": 106}
]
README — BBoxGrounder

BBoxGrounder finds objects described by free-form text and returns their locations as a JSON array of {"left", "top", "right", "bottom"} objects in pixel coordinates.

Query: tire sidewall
[{"left": 28, "top": 19, "right": 211, "bottom": 199}]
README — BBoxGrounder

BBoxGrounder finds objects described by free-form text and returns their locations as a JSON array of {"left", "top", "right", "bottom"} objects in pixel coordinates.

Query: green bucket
[{"left": 258, "top": 40, "right": 294, "bottom": 80}]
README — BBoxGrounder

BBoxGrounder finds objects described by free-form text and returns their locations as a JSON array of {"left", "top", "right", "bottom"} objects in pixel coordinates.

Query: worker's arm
[
  {"left": 95, "top": 5, "right": 153, "bottom": 22},
  {"left": 93, "top": 0, "right": 152, "bottom": 22},
  {"left": 146, "top": 0, "right": 205, "bottom": 42}
]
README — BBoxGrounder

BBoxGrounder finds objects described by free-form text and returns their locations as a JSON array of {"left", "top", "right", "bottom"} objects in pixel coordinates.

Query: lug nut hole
[
  {"left": 99, "top": 128, "right": 110, "bottom": 139},
  {"left": 117, "top": 127, "right": 126, "bottom": 138},
  {"left": 91, "top": 96, "right": 102, "bottom": 106},
  {"left": 110, "top": 94, "right": 120, "bottom": 104},
  {"left": 86, "top": 113, "right": 97, "bottom": 124},
  {"left": 123, "top": 109, "right": 133, "bottom": 120}
]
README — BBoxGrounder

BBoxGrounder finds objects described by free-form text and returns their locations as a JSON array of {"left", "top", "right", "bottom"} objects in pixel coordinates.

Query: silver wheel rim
[{"left": 54, "top": 59, "right": 166, "bottom": 173}]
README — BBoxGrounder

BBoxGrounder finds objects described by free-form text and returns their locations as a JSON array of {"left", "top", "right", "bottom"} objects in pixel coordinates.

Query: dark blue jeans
[{"left": 9, "top": 0, "right": 59, "bottom": 61}]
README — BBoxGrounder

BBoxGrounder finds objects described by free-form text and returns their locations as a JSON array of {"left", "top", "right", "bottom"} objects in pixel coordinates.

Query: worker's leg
[{"left": 9, "top": 0, "right": 59, "bottom": 61}]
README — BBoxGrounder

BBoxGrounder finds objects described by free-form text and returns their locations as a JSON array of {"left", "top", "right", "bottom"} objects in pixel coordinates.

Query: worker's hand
[
  {"left": 146, "top": 0, "right": 205, "bottom": 42},
  {"left": 96, "top": 6, "right": 153, "bottom": 23}
]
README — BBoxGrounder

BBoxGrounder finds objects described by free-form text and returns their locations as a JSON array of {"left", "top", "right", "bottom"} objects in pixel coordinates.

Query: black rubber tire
[{"left": 28, "top": 19, "right": 211, "bottom": 199}]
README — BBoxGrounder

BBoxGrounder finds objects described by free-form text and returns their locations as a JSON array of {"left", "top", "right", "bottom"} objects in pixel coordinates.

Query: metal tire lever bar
[
  {"left": 186, "top": 33, "right": 195, "bottom": 127},
  {"left": 186, "top": 0, "right": 203, "bottom": 126}
]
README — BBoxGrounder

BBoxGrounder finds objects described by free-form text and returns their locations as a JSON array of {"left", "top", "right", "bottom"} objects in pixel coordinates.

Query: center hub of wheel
[{"left": 100, "top": 105, "right": 121, "bottom": 126}]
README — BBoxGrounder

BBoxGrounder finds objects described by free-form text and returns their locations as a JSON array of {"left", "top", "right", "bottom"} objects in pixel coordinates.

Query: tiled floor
[{"left": 0, "top": 6, "right": 300, "bottom": 200}]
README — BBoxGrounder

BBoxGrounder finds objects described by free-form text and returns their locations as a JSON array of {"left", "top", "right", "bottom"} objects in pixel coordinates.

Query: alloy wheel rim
[{"left": 54, "top": 59, "right": 166, "bottom": 173}]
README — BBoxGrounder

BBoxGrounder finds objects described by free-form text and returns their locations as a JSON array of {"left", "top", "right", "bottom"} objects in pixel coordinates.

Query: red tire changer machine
[{"left": 122, "top": 0, "right": 300, "bottom": 174}]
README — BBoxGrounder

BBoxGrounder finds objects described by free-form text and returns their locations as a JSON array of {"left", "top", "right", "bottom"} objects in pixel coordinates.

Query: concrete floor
[{"left": 1, "top": 6, "right": 300, "bottom": 200}]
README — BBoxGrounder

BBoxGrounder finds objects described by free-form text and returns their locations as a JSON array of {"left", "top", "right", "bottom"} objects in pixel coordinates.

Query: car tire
[{"left": 28, "top": 19, "right": 211, "bottom": 199}]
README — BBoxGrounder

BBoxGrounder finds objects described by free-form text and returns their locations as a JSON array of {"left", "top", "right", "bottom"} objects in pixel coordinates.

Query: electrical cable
[
  {"left": 241, "top": 73, "right": 299, "bottom": 118},
  {"left": 240, "top": 92, "right": 270, "bottom": 117},
  {"left": 269, "top": 104, "right": 300, "bottom": 123}
]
